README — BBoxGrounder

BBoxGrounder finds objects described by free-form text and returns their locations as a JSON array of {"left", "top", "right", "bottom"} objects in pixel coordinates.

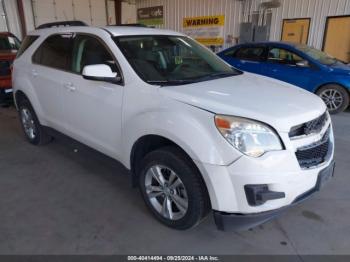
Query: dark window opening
[{"left": 32, "top": 34, "right": 72, "bottom": 71}]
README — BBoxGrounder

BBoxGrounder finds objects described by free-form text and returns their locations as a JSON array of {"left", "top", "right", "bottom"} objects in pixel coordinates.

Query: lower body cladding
[{"left": 195, "top": 129, "right": 335, "bottom": 231}]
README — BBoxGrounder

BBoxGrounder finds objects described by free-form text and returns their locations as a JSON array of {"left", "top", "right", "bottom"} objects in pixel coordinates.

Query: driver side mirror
[
  {"left": 296, "top": 60, "right": 310, "bottom": 67},
  {"left": 82, "top": 64, "right": 121, "bottom": 84}
]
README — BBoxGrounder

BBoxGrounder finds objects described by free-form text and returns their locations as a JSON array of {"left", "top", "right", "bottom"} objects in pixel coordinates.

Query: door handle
[
  {"left": 31, "top": 69, "right": 38, "bottom": 77},
  {"left": 63, "top": 82, "right": 76, "bottom": 92}
]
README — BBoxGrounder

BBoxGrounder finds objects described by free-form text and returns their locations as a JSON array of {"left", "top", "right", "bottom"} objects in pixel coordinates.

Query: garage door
[{"left": 31, "top": 0, "right": 112, "bottom": 27}]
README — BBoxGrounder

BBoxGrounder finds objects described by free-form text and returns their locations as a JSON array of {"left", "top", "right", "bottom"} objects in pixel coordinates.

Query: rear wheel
[
  {"left": 316, "top": 84, "right": 349, "bottom": 114},
  {"left": 18, "top": 99, "right": 52, "bottom": 145},
  {"left": 138, "top": 146, "right": 210, "bottom": 230}
]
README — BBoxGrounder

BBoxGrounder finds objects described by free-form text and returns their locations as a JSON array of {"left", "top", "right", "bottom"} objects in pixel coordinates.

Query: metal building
[
  {"left": 0, "top": 0, "right": 137, "bottom": 39},
  {"left": 136, "top": 0, "right": 350, "bottom": 51}
]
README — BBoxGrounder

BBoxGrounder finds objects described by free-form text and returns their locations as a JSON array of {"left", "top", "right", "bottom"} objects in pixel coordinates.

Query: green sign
[{"left": 137, "top": 6, "right": 164, "bottom": 26}]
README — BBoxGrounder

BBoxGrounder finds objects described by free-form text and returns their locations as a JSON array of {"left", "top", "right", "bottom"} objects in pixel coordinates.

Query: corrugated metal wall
[
  {"left": 2, "top": 0, "right": 22, "bottom": 38},
  {"left": 136, "top": 0, "right": 350, "bottom": 50}
]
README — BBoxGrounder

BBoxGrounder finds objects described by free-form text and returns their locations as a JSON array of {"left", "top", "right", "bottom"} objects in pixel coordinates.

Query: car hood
[{"left": 160, "top": 73, "right": 326, "bottom": 132}]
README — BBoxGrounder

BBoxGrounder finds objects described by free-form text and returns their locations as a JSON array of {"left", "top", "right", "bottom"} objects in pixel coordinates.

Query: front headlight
[{"left": 215, "top": 115, "right": 283, "bottom": 157}]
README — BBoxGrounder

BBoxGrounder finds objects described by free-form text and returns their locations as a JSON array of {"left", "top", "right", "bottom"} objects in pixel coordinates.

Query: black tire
[
  {"left": 138, "top": 146, "right": 211, "bottom": 230},
  {"left": 18, "top": 99, "right": 52, "bottom": 145},
  {"left": 316, "top": 84, "right": 349, "bottom": 114}
]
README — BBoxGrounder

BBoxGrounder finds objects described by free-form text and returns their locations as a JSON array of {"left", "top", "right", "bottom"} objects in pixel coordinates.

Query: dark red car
[{"left": 0, "top": 32, "right": 20, "bottom": 104}]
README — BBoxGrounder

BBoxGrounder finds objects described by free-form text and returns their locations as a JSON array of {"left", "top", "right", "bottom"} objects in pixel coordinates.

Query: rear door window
[
  {"left": 32, "top": 34, "right": 73, "bottom": 71},
  {"left": 234, "top": 46, "right": 266, "bottom": 61}
]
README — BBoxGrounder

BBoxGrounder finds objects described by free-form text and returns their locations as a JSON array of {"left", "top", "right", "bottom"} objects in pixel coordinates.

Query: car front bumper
[
  {"left": 194, "top": 126, "right": 335, "bottom": 230},
  {"left": 213, "top": 161, "right": 335, "bottom": 231}
]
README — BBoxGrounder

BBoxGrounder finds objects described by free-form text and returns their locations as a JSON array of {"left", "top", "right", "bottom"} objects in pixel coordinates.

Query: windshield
[
  {"left": 0, "top": 35, "right": 21, "bottom": 51},
  {"left": 114, "top": 35, "right": 241, "bottom": 85},
  {"left": 295, "top": 45, "right": 339, "bottom": 65}
]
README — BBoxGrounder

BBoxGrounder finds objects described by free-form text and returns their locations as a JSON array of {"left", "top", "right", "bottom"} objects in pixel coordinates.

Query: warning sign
[{"left": 183, "top": 15, "right": 225, "bottom": 46}]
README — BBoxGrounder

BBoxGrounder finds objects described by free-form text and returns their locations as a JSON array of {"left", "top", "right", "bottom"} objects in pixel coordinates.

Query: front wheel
[
  {"left": 316, "top": 84, "right": 349, "bottom": 114},
  {"left": 138, "top": 147, "right": 210, "bottom": 230}
]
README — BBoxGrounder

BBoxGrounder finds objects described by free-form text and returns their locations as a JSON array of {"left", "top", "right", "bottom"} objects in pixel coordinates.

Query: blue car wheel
[{"left": 316, "top": 84, "right": 350, "bottom": 114}]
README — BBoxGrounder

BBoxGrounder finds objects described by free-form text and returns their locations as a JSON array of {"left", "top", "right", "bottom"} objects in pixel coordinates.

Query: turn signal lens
[{"left": 215, "top": 116, "right": 231, "bottom": 129}]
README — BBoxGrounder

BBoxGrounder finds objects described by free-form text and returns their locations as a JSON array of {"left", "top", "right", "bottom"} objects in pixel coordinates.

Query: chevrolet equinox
[{"left": 12, "top": 22, "right": 335, "bottom": 231}]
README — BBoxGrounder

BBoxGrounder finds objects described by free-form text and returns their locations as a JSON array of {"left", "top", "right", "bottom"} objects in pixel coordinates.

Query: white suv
[{"left": 13, "top": 22, "right": 335, "bottom": 231}]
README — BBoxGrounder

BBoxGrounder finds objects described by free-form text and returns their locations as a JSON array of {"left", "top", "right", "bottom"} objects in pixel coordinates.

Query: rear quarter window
[{"left": 16, "top": 35, "right": 39, "bottom": 58}]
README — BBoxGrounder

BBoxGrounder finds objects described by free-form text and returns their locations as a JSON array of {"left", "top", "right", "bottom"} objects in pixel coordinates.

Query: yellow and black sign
[
  {"left": 183, "top": 15, "right": 225, "bottom": 46},
  {"left": 183, "top": 15, "right": 225, "bottom": 28}
]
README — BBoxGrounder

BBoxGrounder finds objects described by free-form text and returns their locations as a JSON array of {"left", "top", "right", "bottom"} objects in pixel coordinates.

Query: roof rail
[
  {"left": 37, "top": 20, "right": 88, "bottom": 29},
  {"left": 114, "top": 23, "right": 149, "bottom": 27}
]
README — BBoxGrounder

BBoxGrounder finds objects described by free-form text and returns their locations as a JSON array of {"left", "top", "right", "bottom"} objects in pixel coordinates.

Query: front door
[
  {"left": 62, "top": 34, "right": 124, "bottom": 159},
  {"left": 262, "top": 47, "right": 320, "bottom": 91},
  {"left": 323, "top": 16, "right": 350, "bottom": 63}
]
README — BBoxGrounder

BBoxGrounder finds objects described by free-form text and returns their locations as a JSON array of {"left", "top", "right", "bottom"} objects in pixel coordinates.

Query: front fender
[{"left": 121, "top": 99, "right": 241, "bottom": 169}]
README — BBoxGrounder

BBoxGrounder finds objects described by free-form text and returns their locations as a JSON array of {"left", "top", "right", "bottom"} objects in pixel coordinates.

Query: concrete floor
[{"left": 0, "top": 106, "right": 349, "bottom": 255}]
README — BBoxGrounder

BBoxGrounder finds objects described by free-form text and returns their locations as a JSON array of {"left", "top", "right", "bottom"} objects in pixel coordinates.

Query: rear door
[
  {"left": 31, "top": 33, "right": 73, "bottom": 130},
  {"left": 261, "top": 46, "right": 319, "bottom": 90},
  {"left": 223, "top": 45, "right": 267, "bottom": 74}
]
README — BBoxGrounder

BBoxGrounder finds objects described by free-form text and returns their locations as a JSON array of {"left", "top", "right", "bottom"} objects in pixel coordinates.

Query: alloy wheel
[
  {"left": 145, "top": 165, "right": 188, "bottom": 221},
  {"left": 20, "top": 107, "right": 37, "bottom": 140},
  {"left": 320, "top": 89, "right": 344, "bottom": 111}
]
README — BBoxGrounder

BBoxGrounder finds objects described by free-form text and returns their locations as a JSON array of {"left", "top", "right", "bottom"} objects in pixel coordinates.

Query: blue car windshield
[{"left": 295, "top": 45, "right": 338, "bottom": 65}]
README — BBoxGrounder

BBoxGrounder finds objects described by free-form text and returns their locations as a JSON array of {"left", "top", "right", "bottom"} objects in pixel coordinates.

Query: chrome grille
[
  {"left": 295, "top": 126, "right": 331, "bottom": 169},
  {"left": 289, "top": 112, "right": 328, "bottom": 138}
]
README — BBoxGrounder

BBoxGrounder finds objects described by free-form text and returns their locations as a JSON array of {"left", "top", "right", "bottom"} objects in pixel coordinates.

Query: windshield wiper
[
  {"left": 146, "top": 79, "right": 197, "bottom": 86},
  {"left": 146, "top": 72, "right": 239, "bottom": 86},
  {"left": 190, "top": 72, "right": 239, "bottom": 82}
]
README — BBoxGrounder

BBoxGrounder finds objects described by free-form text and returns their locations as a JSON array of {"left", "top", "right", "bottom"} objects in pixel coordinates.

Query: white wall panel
[
  {"left": 30, "top": 0, "right": 107, "bottom": 28},
  {"left": 107, "top": 0, "right": 116, "bottom": 25},
  {"left": 2, "top": 0, "right": 21, "bottom": 38},
  {"left": 136, "top": 0, "right": 350, "bottom": 50},
  {"left": 0, "top": 0, "right": 8, "bottom": 32},
  {"left": 55, "top": 0, "right": 74, "bottom": 21},
  {"left": 121, "top": 2, "right": 136, "bottom": 24},
  {"left": 22, "top": 0, "right": 35, "bottom": 32},
  {"left": 31, "top": 0, "right": 56, "bottom": 26},
  {"left": 72, "top": 0, "right": 92, "bottom": 25},
  {"left": 90, "top": 0, "right": 107, "bottom": 26}
]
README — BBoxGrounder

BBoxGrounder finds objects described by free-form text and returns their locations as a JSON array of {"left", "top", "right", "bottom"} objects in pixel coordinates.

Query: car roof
[
  {"left": 28, "top": 26, "right": 184, "bottom": 37},
  {"left": 103, "top": 26, "right": 183, "bottom": 37},
  {"left": 248, "top": 41, "right": 302, "bottom": 48}
]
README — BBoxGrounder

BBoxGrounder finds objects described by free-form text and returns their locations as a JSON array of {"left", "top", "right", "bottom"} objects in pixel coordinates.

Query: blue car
[{"left": 217, "top": 42, "right": 350, "bottom": 114}]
